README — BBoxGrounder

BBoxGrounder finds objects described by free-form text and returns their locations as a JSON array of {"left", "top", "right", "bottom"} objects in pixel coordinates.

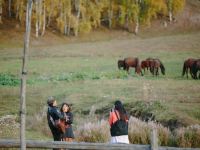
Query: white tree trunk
[
  {"left": 135, "top": 15, "right": 139, "bottom": 35},
  {"left": 0, "top": 0, "right": 3, "bottom": 24},
  {"left": 67, "top": 16, "right": 71, "bottom": 36},
  {"left": 41, "top": 1, "right": 46, "bottom": 36},
  {"left": 169, "top": 10, "right": 172, "bottom": 23},
  {"left": 35, "top": 0, "right": 39, "bottom": 37},
  {"left": 38, "top": 0, "right": 42, "bottom": 32},
  {"left": 20, "top": 1, "right": 33, "bottom": 150}
]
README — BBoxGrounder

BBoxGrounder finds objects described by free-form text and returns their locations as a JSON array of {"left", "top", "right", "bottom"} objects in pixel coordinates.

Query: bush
[
  {"left": 0, "top": 115, "right": 19, "bottom": 138},
  {"left": 128, "top": 117, "right": 151, "bottom": 144},
  {"left": 128, "top": 117, "right": 171, "bottom": 146},
  {"left": 175, "top": 125, "right": 200, "bottom": 148},
  {"left": 75, "top": 120, "right": 110, "bottom": 143},
  {"left": 0, "top": 73, "right": 20, "bottom": 86}
]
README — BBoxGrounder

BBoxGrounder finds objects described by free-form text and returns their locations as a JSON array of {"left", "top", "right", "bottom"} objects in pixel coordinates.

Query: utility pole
[{"left": 20, "top": 0, "right": 33, "bottom": 149}]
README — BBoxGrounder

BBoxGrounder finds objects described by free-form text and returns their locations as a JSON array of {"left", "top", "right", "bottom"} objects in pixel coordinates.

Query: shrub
[
  {"left": 0, "top": 115, "right": 19, "bottom": 138},
  {"left": 0, "top": 73, "right": 20, "bottom": 86},
  {"left": 75, "top": 120, "right": 110, "bottom": 143},
  {"left": 175, "top": 125, "right": 200, "bottom": 148},
  {"left": 128, "top": 117, "right": 171, "bottom": 146},
  {"left": 128, "top": 117, "right": 151, "bottom": 144}
]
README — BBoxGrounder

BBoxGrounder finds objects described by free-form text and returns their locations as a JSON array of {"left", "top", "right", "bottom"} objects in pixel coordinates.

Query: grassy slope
[{"left": 0, "top": 32, "right": 200, "bottom": 127}]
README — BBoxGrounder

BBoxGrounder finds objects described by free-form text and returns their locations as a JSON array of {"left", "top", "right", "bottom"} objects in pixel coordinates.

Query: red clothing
[{"left": 109, "top": 109, "right": 128, "bottom": 126}]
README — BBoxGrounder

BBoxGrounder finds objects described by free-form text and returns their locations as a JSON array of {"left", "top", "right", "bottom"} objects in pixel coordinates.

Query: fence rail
[{"left": 0, "top": 139, "right": 200, "bottom": 150}]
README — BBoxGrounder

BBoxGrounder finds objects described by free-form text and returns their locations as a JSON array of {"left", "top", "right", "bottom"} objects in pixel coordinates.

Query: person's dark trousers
[{"left": 50, "top": 127, "right": 62, "bottom": 150}]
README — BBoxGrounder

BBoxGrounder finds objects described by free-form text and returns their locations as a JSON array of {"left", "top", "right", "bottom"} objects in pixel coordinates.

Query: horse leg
[
  {"left": 186, "top": 68, "right": 188, "bottom": 79},
  {"left": 156, "top": 68, "right": 159, "bottom": 76},
  {"left": 198, "top": 72, "right": 200, "bottom": 79},
  {"left": 126, "top": 66, "right": 130, "bottom": 74},
  {"left": 190, "top": 68, "right": 195, "bottom": 79}
]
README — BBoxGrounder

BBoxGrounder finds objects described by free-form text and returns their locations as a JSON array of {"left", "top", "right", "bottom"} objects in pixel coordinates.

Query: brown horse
[
  {"left": 124, "top": 57, "right": 143, "bottom": 75},
  {"left": 118, "top": 60, "right": 125, "bottom": 70},
  {"left": 182, "top": 58, "right": 197, "bottom": 79},
  {"left": 149, "top": 58, "right": 165, "bottom": 76},
  {"left": 191, "top": 59, "right": 200, "bottom": 79},
  {"left": 141, "top": 58, "right": 153, "bottom": 73},
  {"left": 141, "top": 60, "right": 149, "bottom": 73}
]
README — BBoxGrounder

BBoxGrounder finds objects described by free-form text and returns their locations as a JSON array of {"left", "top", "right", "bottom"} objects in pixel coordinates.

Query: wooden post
[
  {"left": 20, "top": 0, "right": 32, "bottom": 150},
  {"left": 150, "top": 128, "right": 158, "bottom": 150}
]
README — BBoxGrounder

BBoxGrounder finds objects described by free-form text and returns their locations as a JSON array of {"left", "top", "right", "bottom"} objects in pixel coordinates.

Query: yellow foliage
[{"left": 79, "top": 21, "right": 92, "bottom": 34}]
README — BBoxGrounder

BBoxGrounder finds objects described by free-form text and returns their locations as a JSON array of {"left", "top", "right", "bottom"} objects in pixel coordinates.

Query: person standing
[
  {"left": 109, "top": 100, "right": 129, "bottom": 144},
  {"left": 47, "top": 96, "right": 64, "bottom": 143},
  {"left": 60, "top": 103, "right": 75, "bottom": 142}
]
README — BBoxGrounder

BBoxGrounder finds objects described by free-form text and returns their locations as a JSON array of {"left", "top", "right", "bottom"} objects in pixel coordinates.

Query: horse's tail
[
  {"left": 182, "top": 62, "right": 186, "bottom": 77},
  {"left": 159, "top": 61, "right": 165, "bottom": 75}
]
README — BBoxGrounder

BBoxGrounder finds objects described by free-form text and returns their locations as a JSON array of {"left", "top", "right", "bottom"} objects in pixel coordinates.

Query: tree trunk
[
  {"left": 67, "top": 16, "right": 71, "bottom": 36},
  {"left": 169, "top": 10, "right": 172, "bottom": 23},
  {"left": 35, "top": 0, "right": 39, "bottom": 37},
  {"left": 15, "top": 0, "right": 20, "bottom": 19},
  {"left": 8, "top": 0, "right": 12, "bottom": 17},
  {"left": 74, "top": 0, "right": 80, "bottom": 36},
  {"left": 20, "top": 1, "right": 33, "bottom": 150},
  {"left": 47, "top": 0, "right": 53, "bottom": 27},
  {"left": 41, "top": 0, "right": 46, "bottom": 36},
  {"left": 64, "top": 2, "right": 67, "bottom": 35},
  {"left": 108, "top": 0, "right": 113, "bottom": 29},
  {"left": 0, "top": 0, "right": 3, "bottom": 24},
  {"left": 135, "top": 15, "right": 139, "bottom": 35},
  {"left": 38, "top": 0, "right": 42, "bottom": 32}
]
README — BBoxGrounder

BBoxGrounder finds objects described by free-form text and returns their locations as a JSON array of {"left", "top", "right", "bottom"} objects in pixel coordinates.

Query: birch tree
[
  {"left": 166, "top": 0, "right": 185, "bottom": 23},
  {"left": 0, "top": 0, "right": 3, "bottom": 24}
]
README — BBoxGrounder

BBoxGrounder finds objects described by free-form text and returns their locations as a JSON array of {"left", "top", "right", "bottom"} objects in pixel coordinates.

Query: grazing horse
[
  {"left": 141, "top": 60, "right": 149, "bottom": 73},
  {"left": 118, "top": 60, "right": 125, "bottom": 70},
  {"left": 191, "top": 59, "right": 200, "bottom": 79},
  {"left": 182, "top": 58, "right": 197, "bottom": 79},
  {"left": 124, "top": 57, "right": 143, "bottom": 75},
  {"left": 141, "top": 58, "right": 153, "bottom": 73},
  {"left": 149, "top": 58, "right": 165, "bottom": 76}
]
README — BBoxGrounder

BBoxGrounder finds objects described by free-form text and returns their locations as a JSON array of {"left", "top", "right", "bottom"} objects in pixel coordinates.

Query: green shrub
[{"left": 0, "top": 73, "right": 20, "bottom": 86}]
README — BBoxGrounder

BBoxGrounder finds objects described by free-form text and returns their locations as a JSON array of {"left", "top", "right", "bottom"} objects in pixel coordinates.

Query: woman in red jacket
[{"left": 109, "top": 100, "right": 129, "bottom": 144}]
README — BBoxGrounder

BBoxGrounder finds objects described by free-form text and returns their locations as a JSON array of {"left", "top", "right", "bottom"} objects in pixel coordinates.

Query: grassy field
[{"left": 0, "top": 30, "right": 200, "bottom": 140}]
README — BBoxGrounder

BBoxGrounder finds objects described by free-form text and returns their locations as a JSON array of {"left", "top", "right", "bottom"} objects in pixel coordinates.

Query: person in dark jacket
[
  {"left": 60, "top": 102, "right": 74, "bottom": 142},
  {"left": 47, "top": 96, "right": 64, "bottom": 143}
]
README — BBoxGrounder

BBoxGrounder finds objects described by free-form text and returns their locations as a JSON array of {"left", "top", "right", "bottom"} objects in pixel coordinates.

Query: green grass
[{"left": 0, "top": 31, "right": 200, "bottom": 140}]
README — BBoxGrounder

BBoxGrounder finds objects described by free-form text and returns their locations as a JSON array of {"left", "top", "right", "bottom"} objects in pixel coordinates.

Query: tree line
[{"left": 0, "top": 0, "right": 185, "bottom": 37}]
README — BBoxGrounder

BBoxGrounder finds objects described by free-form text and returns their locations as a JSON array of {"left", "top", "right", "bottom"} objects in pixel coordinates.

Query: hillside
[{"left": 0, "top": 0, "right": 200, "bottom": 48}]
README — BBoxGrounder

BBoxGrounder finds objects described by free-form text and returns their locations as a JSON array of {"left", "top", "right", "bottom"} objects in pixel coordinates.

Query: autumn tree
[
  {"left": 166, "top": 0, "right": 185, "bottom": 22},
  {"left": 0, "top": 0, "right": 186, "bottom": 36}
]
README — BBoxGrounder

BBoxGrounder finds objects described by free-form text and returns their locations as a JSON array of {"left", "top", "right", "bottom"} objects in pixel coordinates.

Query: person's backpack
[{"left": 110, "top": 110, "right": 128, "bottom": 136}]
